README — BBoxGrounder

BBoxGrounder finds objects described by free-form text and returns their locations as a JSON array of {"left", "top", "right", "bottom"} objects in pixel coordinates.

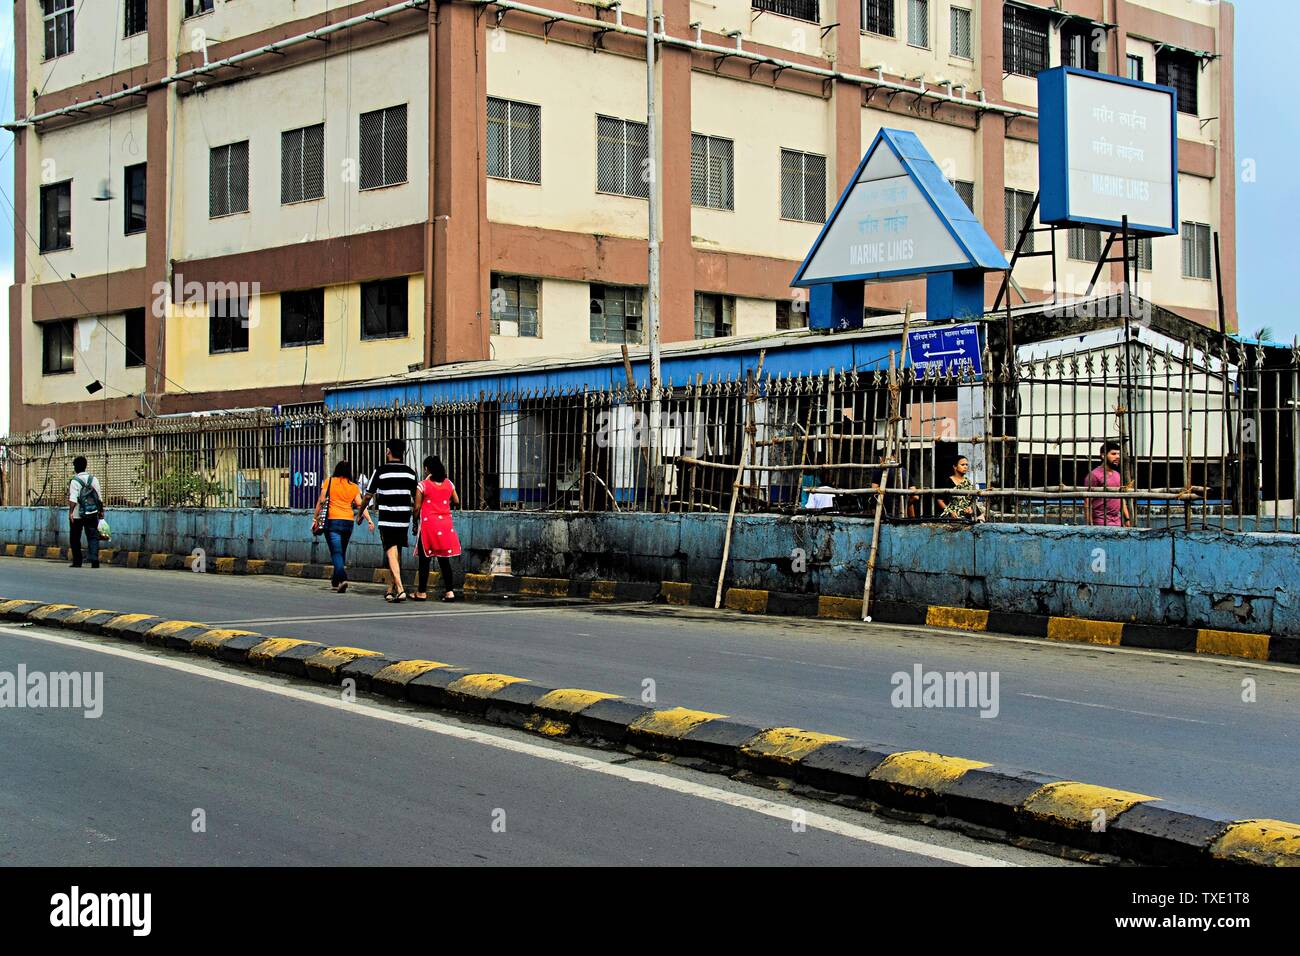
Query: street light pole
[{"left": 646, "top": 1, "right": 663, "bottom": 506}]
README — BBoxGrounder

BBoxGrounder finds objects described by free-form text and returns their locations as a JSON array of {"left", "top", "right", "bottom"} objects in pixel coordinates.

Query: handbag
[{"left": 312, "top": 478, "right": 332, "bottom": 536}]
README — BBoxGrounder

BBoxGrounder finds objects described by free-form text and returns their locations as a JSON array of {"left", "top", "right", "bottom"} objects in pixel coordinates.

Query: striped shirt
[{"left": 369, "top": 461, "right": 418, "bottom": 528}]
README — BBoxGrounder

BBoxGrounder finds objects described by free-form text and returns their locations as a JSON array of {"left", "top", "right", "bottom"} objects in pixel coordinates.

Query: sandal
[
  {"left": 337, "top": 582, "right": 348, "bottom": 594},
  {"left": 384, "top": 591, "right": 396, "bottom": 603},
  {"left": 394, "top": 590, "right": 408, "bottom": 603},
  {"left": 441, "top": 591, "right": 457, "bottom": 602},
  {"left": 410, "top": 593, "right": 428, "bottom": 601}
]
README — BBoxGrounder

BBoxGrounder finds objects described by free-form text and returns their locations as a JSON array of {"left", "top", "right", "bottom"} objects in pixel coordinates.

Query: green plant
[{"left": 136, "top": 455, "right": 229, "bottom": 508}]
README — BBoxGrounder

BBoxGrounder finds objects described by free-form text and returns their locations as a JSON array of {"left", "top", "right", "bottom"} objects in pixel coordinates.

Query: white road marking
[
  {"left": 1, "top": 625, "right": 1015, "bottom": 868},
  {"left": 1016, "top": 693, "right": 1221, "bottom": 725},
  {"left": 212, "top": 602, "right": 643, "bottom": 627}
]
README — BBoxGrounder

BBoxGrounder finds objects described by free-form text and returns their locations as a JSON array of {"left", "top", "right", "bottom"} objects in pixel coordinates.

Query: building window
[
  {"left": 589, "top": 284, "right": 643, "bottom": 344},
  {"left": 751, "top": 0, "right": 819, "bottom": 25},
  {"left": 1003, "top": 3, "right": 1049, "bottom": 77},
  {"left": 124, "top": 0, "right": 147, "bottom": 36},
  {"left": 359, "top": 105, "right": 408, "bottom": 190},
  {"left": 950, "top": 6, "right": 973, "bottom": 59},
  {"left": 780, "top": 148, "right": 826, "bottom": 223},
  {"left": 949, "top": 178, "right": 975, "bottom": 212},
  {"left": 487, "top": 97, "right": 542, "bottom": 184},
  {"left": 1157, "top": 49, "right": 1199, "bottom": 115},
  {"left": 694, "top": 293, "right": 734, "bottom": 339},
  {"left": 907, "top": 0, "right": 929, "bottom": 48},
  {"left": 776, "top": 300, "right": 808, "bottom": 331},
  {"left": 42, "top": 0, "right": 75, "bottom": 60},
  {"left": 124, "top": 163, "right": 146, "bottom": 234},
  {"left": 124, "top": 308, "right": 145, "bottom": 367},
  {"left": 209, "top": 297, "right": 250, "bottom": 354},
  {"left": 1068, "top": 227, "right": 1104, "bottom": 263},
  {"left": 490, "top": 274, "right": 540, "bottom": 338},
  {"left": 596, "top": 115, "right": 650, "bottom": 200},
  {"left": 1181, "top": 222, "right": 1211, "bottom": 279},
  {"left": 184, "top": 0, "right": 213, "bottom": 18},
  {"left": 1127, "top": 53, "right": 1144, "bottom": 82},
  {"left": 281, "top": 124, "right": 325, "bottom": 205},
  {"left": 1131, "top": 236, "right": 1153, "bottom": 272},
  {"left": 209, "top": 141, "right": 250, "bottom": 218},
  {"left": 361, "top": 278, "right": 408, "bottom": 339},
  {"left": 42, "top": 320, "right": 74, "bottom": 375},
  {"left": 39, "top": 180, "right": 72, "bottom": 252},
  {"left": 1004, "top": 188, "right": 1035, "bottom": 253},
  {"left": 862, "top": 0, "right": 894, "bottom": 37},
  {"left": 281, "top": 289, "right": 325, "bottom": 347},
  {"left": 691, "top": 133, "right": 735, "bottom": 211}
]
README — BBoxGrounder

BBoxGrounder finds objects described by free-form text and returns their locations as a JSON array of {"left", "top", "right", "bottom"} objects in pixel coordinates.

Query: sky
[{"left": 0, "top": 1, "right": 1294, "bottom": 436}]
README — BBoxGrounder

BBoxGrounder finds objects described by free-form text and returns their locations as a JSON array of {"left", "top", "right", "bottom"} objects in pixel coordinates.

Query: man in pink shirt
[{"left": 1084, "top": 441, "right": 1129, "bottom": 527}]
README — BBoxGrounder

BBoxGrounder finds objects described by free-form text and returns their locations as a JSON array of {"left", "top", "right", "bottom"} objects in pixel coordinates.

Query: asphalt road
[
  {"left": 0, "top": 624, "right": 1062, "bottom": 866},
  {"left": 4, "top": 557, "right": 1299, "bottom": 823}
]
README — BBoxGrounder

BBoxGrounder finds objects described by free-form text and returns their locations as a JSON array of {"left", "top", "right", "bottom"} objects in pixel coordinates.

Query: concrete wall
[{"left": 2, "top": 507, "right": 1295, "bottom": 637}]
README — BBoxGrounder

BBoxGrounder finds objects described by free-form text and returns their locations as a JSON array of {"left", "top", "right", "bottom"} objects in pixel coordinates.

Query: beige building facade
[{"left": 7, "top": 0, "right": 1236, "bottom": 431}]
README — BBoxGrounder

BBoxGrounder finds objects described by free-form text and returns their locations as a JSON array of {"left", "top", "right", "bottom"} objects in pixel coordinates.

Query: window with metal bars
[
  {"left": 1003, "top": 3, "right": 1049, "bottom": 77},
  {"left": 1060, "top": 21, "right": 1100, "bottom": 71},
  {"left": 124, "top": 163, "right": 146, "bottom": 234},
  {"left": 907, "top": 0, "right": 929, "bottom": 48},
  {"left": 281, "top": 289, "right": 325, "bottom": 347},
  {"left": 209, "top": 141, "right": 250, "bottom": 218},
  {"left": 209, "top": 296, "right": 250, "bottom": 354},
  {"left": 751, "top": 0, "right": 819, "bottom": 24},
  {"left": 490, "top": 274, "right": 540, "bottom": 337},
  {"left": 862, "top": 0, "right": 894, "bottom": 37},
  {"left": 487, "top": 98, "right": 542, "bottom": 184},
  {"left": 1181, "top": 222, "right": 1211, "bottom": 279},
  {"left": 281, "top": 124, "right": 324, "bottom": 204},
  {"left": 694, "top": 293, "right": 735, "bottom": 339},
  {"left": 948, "top": 178, "right": 975, "bottom": 212},
  {"left": 780, "top": 148, "right": 826, "bottom": 223},
  {"left": 950, "top": 6, "right": 972, "bottom": 58},
  {"left": 775, "top": 300, "right": 808, "bottom": 331},
  {"left": 1004, "top": 188, "right": 1035, "bottom": 253},
  {"left": 42, "top": 320, "right": 74, "bottom": 375},
  {"left": 43, "top": 0, "right": 74, "bottom": 60},
  {"left": 185, "top": 0, "right": 213, "bottom": 18},
  {"left": 1127, "top": 53, "right": 1144, "bottom": 81},
  {"left": 124, "top": 0, "right": 147, "bottom": 36},
  {"left": 1068, "top": 227, "right": 1104, "bottom": 262},
  {"left": 596, "top": 115, "right": 650, "bottom": 199},
  {"left": 359, "top": 105, "right": 408, "bottom": 190},
  {"left": 361, "top": 278, "right": 409, "bottom": 339},
  {"left": 124, "top": 308, "right": 145, "bottom": 367},
  {"left": 1132, "top": 236, "right": 1153, "bottom": 272},
  {"left": 1156, "top": 49, "right": 1199, "bottom": 115},
  {"left": 589, "top": 284, "right": 644, "bottom": 344},
  {"left": 40, "top": 180, "right": 71, "bottom": 251},
  {"left": 691, "top": 133, "right": 734, "bottom": 211}
]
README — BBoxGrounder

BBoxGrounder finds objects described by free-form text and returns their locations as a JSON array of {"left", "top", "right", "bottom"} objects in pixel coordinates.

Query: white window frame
[
  {"left": 907, "top": 0, "right": 930, "bottom": 50},
  {"left": 950, "top": 6, "right": 973, "bottom": 60},
  {"left": 691, "top": 133, "right": 735, "bottom": 211},
  {"left": 487, "top": 97, "right": 542, "bottom": 185}
]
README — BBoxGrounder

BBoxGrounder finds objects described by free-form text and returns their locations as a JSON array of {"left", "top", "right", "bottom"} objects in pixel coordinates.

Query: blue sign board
[
  {"left": 907, "top": 323, "right": 983, "bottom": 377},
  {"left": 289, "top": 444, "right": 324, "bottom": 510}
]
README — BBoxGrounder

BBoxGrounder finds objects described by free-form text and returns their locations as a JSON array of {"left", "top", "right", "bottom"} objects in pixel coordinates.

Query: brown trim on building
[
  {"left": 1118, "top": 0, "right": 1218, "bottom": 52},
  {"left": 10, "top": 0, "right": 29, "bottom": 431},
  {"left": 33, "top": 63, "right": 164, "bottom": 117},
  {"left": 30, "top": 269, "right": 150, "bottom": 324},
  {"left": 1216, "top": 1, "right": 1237, "bottom": 332},
  {"left": 145, "top": 0, "right": 171, "bottom": 403},
  {"left": 660, "top": 0, "right": 695, "bottom": 344},
  {"left": 980, "top": 0, "right": 1008, "bottom": 310}
]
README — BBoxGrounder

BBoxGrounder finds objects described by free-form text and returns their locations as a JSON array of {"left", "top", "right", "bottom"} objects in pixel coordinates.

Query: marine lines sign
[{"left": 1037, "top": 66, "right": 1179, "bottom": 236}]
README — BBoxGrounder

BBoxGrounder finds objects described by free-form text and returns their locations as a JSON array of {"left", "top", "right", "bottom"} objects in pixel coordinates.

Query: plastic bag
[{"left": 97, "top": 518, "right": 112, "bottom": 542}]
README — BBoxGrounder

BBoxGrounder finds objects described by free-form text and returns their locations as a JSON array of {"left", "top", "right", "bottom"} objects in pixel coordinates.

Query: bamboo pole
[{"left": 715, "top": 350, "right": 766, "bottom": 609}]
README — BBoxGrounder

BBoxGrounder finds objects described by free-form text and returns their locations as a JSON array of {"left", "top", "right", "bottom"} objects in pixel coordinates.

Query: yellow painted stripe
[
  {"left": 0, "top": 599, "right": 39, "bottom": 615},
  {"left": 372, "top": 659, "right": 450, "bottom": 685},
  {"left": 1046, "top": 617, "right": 1123, "bottom": 647},
  {"left": 589, "top": 580, "right": 618, "bottom": 601},
  {"left": 1210, "top": 819, "right": 1300, "bottom": 866},
  {"left": 103, "top": 612, "right": 157, "bottom": 630},
  {"left": 1196, "top": 628, "right": 1269, "bottom": 661},
  {"left": 1021, "top": 781, "right": 1158, "bottom": 828},
  {"left": 463, "top": 574, "right": 494, "bottom": 592},
  {"left": 629, "top": 706, "right": 726, "bottom": 740},
  {"left": 3, "top": 544, "right": 17, "bottom": 556},
  {"left": 214, "top": 556, "right": 236, "bottom": 573},
  {"left": 23, "top": 545, "right": 37, "bottom": 557},
  {"left": 126, "top": 551, "right": 140, "bottom": 566},
  {"left": 725, "top": 588, "right": 769, "bottom": 614},
  {"left": 147, "top": 620, "right": 208, "bottom": 637},
  {"left": 305, "top": 646, "right": 384, "bottom": 676},
  {"left": 44, "top": 546, "right": 61, "bottom": 559},
  {"left": 29, "top": 603, "right": 79, "bottom": 619},
  {"left": 742, "top": 727, "right": 849, "bottom": 764},
  {"left": 927, "top": 606, "right": 990, "bottom": 632},
  {"left": 661, "top": 581, "right": 692, "bottom": 606},
  {"left": 520, "top": 577, "right": 568, "bottom": 597},
  {"left": 534, "top": 688, "right": 620, "bottom": 714},
  {"left": 247, "top": 637, "right": 316, "bottom": 664},
  {"left": 191, "top": 628, "right": 260, "bottom": 651},
  {"left": 64, "top": 608, "right": 118, "bottom": 624},
  {"left": 148, "top": 553, "right": 168, "bottom": 569},
  {"left": 245, "top": 559, "right": 267, "bottom": 574},
  {"left": 283, "top": 562, "right": 306, "bottom": 577},
  {"left": 817, "top": 595, "right": 863, "bottom": 620},
  {"left": 447, "top": 673, "right": 529, "bottom": 698},
  {"left": 870, "top": 751, "right": 991, "bottom": 791},
  {"left": 524, "top": 715, "right": 572, "bottom": 737}
]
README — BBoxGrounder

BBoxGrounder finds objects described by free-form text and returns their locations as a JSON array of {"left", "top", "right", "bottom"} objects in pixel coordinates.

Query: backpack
[{"left": 73, "top": 474, "right": 103, "bottom": 519}]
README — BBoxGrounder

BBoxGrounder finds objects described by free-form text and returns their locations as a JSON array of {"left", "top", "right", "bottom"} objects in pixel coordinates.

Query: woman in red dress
[{"left": 413, "top": 455, "right": 462, "bottom": 602}]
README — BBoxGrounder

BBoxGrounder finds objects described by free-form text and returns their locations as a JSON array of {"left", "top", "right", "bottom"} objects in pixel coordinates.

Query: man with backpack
[{"left": 68, "top": 456, "right": 105, "bottom": 569}]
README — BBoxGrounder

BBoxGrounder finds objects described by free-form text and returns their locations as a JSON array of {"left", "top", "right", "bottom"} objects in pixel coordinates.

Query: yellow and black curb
[
  {"left": 4, "top": 541, "right": 1296, "bottom": 665},
  {"left": 3, "top": 594, "right": 1298, "bottom": 867}
]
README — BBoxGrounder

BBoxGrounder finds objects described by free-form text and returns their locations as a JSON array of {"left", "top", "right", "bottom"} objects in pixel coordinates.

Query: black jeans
[
  {"left": 70, "top": 517, "right": 101, "bottom": 567},
  {"left": 417, "top": 554, "right": 457, "bottom": 593}
]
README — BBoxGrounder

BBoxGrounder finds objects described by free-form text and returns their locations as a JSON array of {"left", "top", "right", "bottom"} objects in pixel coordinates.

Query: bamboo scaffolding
[{"left": 715, "top": 350, "right": 766, "bottom": 609}]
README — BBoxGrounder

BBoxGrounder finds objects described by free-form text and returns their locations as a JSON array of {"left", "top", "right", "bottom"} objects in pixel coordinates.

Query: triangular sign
[{"left": 791, "top": 128, "right": 1008, "bottom": 287}]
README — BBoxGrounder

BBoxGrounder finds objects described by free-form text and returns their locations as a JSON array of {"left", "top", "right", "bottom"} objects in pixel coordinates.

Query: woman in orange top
[{"left": 312, "top": 460, "right": 374, "bottom": 592}]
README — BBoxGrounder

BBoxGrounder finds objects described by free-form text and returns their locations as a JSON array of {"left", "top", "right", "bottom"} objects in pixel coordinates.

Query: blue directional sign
[{"left": 907, "top": 323, "right": 983, "bottom": 377}]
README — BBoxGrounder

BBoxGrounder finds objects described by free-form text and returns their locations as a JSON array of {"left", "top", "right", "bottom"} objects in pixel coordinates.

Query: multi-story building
[{"left": 6, "top": 0, "right": 1235, "bottom": 432}]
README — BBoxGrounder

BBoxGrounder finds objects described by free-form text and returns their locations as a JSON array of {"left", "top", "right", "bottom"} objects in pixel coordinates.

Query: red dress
[{"left": 417, "top": 479, "right": 462, "bottom": 558}]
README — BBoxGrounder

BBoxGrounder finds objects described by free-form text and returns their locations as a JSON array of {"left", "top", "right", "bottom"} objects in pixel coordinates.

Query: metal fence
[{"left": 2, "top": 336, "right": 1297, "bottom": 531}]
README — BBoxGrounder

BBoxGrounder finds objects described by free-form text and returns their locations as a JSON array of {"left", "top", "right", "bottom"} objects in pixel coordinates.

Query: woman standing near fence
[
  {"left": 313, "top": 460, "right": 374, "bottom": 593},
  {"left": 937, "top": 455, "right": 982, "bottom": 521},
  {"left": 413, "top": 455, "right": 462, "bottom": 602}
]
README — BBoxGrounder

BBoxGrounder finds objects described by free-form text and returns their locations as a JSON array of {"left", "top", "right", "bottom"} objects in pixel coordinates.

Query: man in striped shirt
[{"left": 359, "top": 438, "right": 418, "bottom": 601}]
